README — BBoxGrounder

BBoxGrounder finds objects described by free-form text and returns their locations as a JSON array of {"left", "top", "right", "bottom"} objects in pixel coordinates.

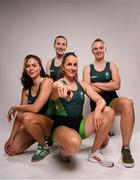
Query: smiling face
[
  {"left": 63, "top": 54, "right": 78, "bottom": 79},
  {"left": 25, "top": 58, "right": 41, "bottom": 79},
  {"left": 92, "top": 40, "right": 106, "bottom": 61},
  {"left": 54, "top": 37, "right": 67, "bottom": 56}
]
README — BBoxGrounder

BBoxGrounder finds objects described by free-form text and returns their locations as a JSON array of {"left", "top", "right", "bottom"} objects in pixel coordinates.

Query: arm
[
  {"left": 81, "top": 81, "right": 106, "bottom": 111},
  {"left": 7, "top": 78, "right": 53, "bottom": 120},
  {"left": 92, "top": 63, "right": 120, "bottom": 91},
  {"left": 81, "top": 81, "right": 106, "bottom": 131},
  {"left": 83, "top": 65, "right": 101, "bottom": 93},
  {"left": 7, "top": 88, "right": 28, "bottom": 121},
  {"left": 83, "top": 63, "right": 121, "bottom": 92},
  {"left": 46, "top": 59, "right": 52, "bottom": 76},
  {"left": 51, "top": 79, "right": 72, "bottom": 101}
]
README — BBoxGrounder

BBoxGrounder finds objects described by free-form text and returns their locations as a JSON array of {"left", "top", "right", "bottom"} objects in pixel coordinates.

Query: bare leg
[
  {"left": 53, "top": 126, "right": 82, "bottom": 156},
  {"left": 22, "top": 112, "right": 53, "bottom": 146},
  {"left": 84, "top": 106, "right": 115, "bottom": 167},
  {"left": 7, "top": 127, "right": 35, "bottom": 156},
  {"left": 85, "top": 106, "right": 115, "bottom": 151},
  {"left": 111, "top": 97, "right": 135, "bottom": 146},
  {"left": 111, "top": 97, "right": 135, "bottom": 168},
  {"left": 4, "top": 112, "right": 35, "bottom": 156}
]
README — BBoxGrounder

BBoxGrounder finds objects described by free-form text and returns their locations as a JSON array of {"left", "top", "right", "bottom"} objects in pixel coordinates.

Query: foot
[
  {"left": 101, "top": 135, "right": 109, "bottom": 148},
  {"left": 60, "top": 155, "right": 71, "bottom": 163},
  {"left": 31, "top": 144, "right": 49, "bottom": 162},
  {"left": 109, "top": 131, "right": 115, "bottom": 137},
  {"left": 59, "top": 147, "right": 71, "bottom": 163},
  {"left": 88, "top": 149, "right": 114, "bottom": 168},
  {"left": 45, "top": 136, "right": 53, "bottom": 146},
  {"left": 121, "top": 146, "right": 134, "bottom": 168}
]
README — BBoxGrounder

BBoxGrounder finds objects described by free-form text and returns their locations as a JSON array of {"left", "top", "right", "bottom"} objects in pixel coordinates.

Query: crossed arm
[{"left": 82, "top": 62, "right": 121, "bottom": 92}]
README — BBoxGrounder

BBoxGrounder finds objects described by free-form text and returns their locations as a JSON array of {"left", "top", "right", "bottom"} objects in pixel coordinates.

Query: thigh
[
  {"left": 83, "top": 112, "right": 95, "bottom": 138},
  {"left": 24, "top": 113, "right": 53, "bottom": 136},
  {"left": 111, "top": 97, "right": 128, "bottom": 115},
  {"left": 84, "top": 106, "right": 114, "bottom": 137}
]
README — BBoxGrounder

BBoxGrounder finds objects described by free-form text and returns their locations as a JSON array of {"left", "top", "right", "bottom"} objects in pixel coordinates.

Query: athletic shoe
[
  {"left": 31, "top": 144, "right": 49, "bottom": 162},
  {"left": 88, "top": 149, "right": 114, "bottom": 168},
  {"left": 109, "top": 131, "right": 115, "bottom": 137},
  {"left": 59, "top": 147, "right": 71, "bottom": 163},
  {"left": 60, "top": 154, "right": 71, "bottom": 163},
  {"left": 121, "top": 146, "right": 135, "bottom": 168},
  {"left": 45, "top": 136, "right": 53, "bottom": 146}
]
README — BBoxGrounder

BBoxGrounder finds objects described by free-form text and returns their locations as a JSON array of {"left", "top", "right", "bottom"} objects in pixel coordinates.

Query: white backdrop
[{"left": 1, "top": 0, "right": 140, "bottom": 133}]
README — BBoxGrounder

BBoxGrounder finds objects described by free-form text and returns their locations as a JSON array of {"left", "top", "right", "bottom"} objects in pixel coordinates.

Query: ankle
[{"left": 122, "top": 145, "right": 130, "bottom": 149}]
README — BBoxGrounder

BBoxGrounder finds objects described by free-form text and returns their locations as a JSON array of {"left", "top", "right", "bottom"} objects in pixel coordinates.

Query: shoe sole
[
  {"left": 88, "top": 158, "right": 114, "bottom": 168},
  {"left": 122, "top": 162, "right": 135, "bottom": 168},
  {"left": 119, "top": 156, "right": 135, "bottom": 168}
]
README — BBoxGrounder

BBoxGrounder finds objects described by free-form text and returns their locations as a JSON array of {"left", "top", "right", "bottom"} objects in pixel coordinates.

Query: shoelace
[
  {"left": 123, "top": 149, "right": 132, "bottom": 159},
  {"left": 35, "top": 146, "right": 48, "bottom": 156}
]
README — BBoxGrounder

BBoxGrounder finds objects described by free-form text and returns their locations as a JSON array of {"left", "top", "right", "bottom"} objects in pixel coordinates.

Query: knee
[
  {"left": 22, "top": 112, "right": 34, "bottom": 127},
  {"left": 66, "top": 137, "right": 81, "bottom": 155},
  {"left": 121, "top": 98, "right": 134, "bottom": 112},
  {"left": 104, "top": 106, "right": 115, "bottom": 120},
  {"left": 126, "top": 99, "right": 134, "bottom": 110}
]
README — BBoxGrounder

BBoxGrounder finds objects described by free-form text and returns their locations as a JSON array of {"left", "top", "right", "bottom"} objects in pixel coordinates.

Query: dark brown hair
[{"left": 21, "top": 54, "right": 49, "bottom": 89}]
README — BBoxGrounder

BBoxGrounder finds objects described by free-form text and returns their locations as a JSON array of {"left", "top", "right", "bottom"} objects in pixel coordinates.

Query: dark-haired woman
[
  {"left": 50, "top": 52, "right": 115, "bottom": 167},
  {"left": 4, "top": 55, "right": 53, "bottom": 162}
]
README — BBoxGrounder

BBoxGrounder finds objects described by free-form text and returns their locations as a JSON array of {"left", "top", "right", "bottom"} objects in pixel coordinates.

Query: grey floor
[{"left": 0, "top": 124, "right": 139, "bottom": 180}]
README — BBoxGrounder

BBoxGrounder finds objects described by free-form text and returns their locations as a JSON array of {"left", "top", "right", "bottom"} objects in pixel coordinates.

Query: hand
[
  {"left": 57, "top": 84, "right": 72, "bottom": 101},
  {"left": 93, "top": 110, "right": 103, "bottom": 131},
  {"left": 7, "top": 106, "right": 16, "bottom": 121}
]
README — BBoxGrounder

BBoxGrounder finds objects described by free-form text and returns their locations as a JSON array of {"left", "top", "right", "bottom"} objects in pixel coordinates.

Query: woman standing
[
  {"left": 46, "top": 35, "right": 67, "bottom": 81},
  {"left": 83, "top": 38, "right": 135, "bottom": 168}
]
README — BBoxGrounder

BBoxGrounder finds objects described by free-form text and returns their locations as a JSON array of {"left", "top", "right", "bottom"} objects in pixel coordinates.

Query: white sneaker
[{"left": 88, "top": 149, "right": 114, "bottom": 168}]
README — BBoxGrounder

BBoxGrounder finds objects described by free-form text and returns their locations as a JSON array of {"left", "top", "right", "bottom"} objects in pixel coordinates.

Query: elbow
[
  {"left": 115, "top": 83, "right": 120, "bottom": 90},
  {"left": 32, "top": 107, "right": 39, "bottom": 113},
  {"left": 103, "top": 99, "right": 106, "bottom": 107},
  {"left": 100, "top": 98, "right": 106, "bottom": 108},
  {"left": 112, "top": 81, "right": 120, "bottom": 90}
]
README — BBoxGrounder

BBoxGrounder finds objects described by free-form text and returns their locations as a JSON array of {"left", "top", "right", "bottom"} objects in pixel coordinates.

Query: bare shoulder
[
  {"left": 79, "top": 81, "right": 87, "bottom": 90},
  {"left": 46, "top": 58, "right": 52, "bottom": 64},
  {"left": 83, "top": 64, "right": 90, "bottom": 71},
  {"left": 46, "top": 59, "right": 52, "bottom": 67},
  {"left": 46, "top": 58, "right": 52, "bottom": 71},
  {"left": 21, "top": 88, "right": 28, "bottom": 99},
  {"left": 42, "top": 77, "right": 53, "bottom": 85},
  {"left": 22, "top": 88, "right": 28, "bottom": 95},
  {"left": 110, "top": 61, "right": 119, "bottom": 70}
]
